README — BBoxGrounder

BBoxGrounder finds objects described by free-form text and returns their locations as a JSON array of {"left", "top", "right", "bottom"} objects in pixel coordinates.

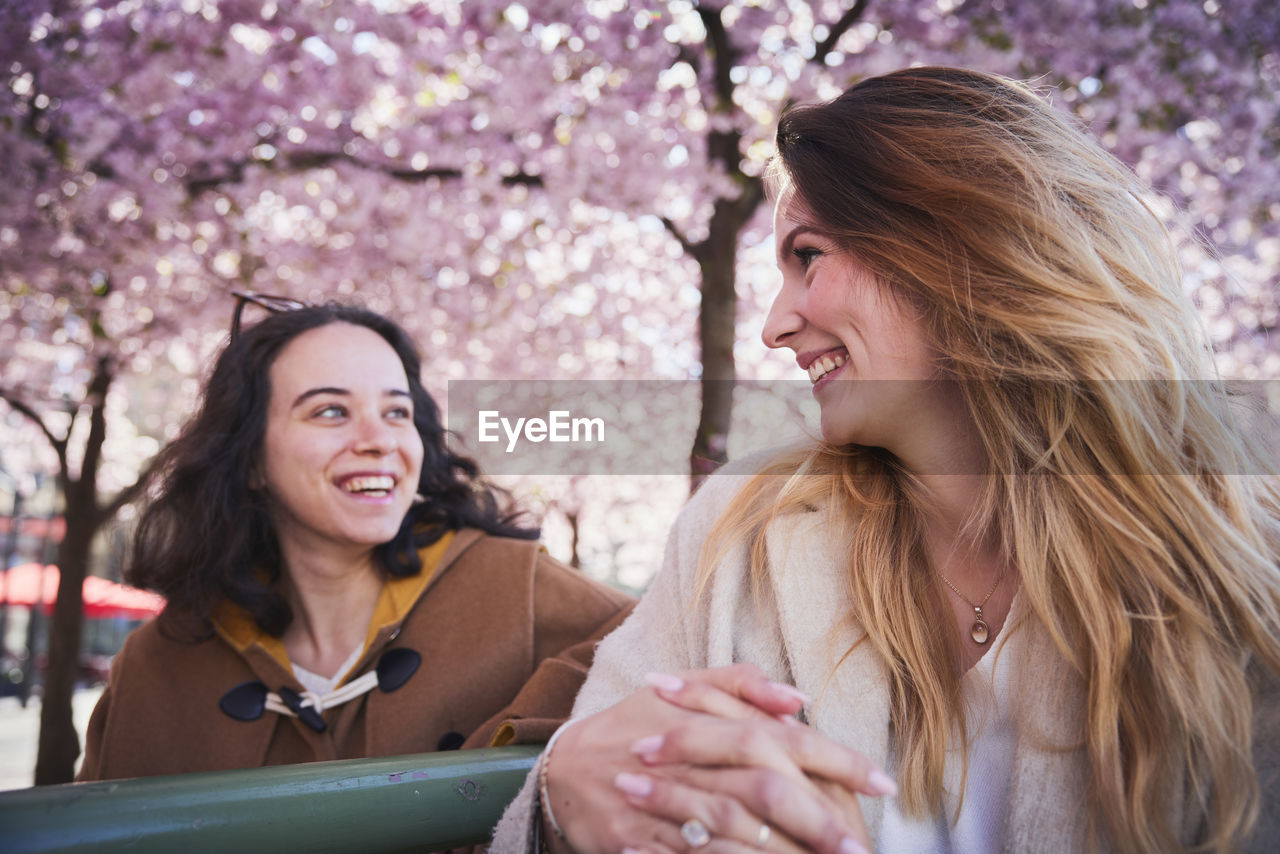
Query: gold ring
[
  {"left": 756, "top": 822, "right": 771, "bottom": 847},
  {"left": 681, "top": 818, "right": 711, "bottom": 848}
]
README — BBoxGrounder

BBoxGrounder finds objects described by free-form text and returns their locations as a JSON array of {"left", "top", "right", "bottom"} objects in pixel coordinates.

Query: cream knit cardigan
[{"left": 491, "top": 466, "right": 1280, "bottom": 853}]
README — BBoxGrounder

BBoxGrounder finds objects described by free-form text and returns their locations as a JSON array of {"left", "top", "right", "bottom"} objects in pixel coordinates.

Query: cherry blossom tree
[{"left": 3, "top": 0, "right": 1276, "bottom": 783}]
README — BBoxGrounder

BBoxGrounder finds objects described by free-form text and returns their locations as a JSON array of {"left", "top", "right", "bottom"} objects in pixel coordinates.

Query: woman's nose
[
  {"left": 762, "top": 282, "right": 803, "bottom": 350},
  {"left": 353, "top": 413, "right": 395, "bottom": 455}
]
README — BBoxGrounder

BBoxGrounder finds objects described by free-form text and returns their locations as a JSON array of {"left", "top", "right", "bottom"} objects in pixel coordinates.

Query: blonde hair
[{"left": 704, "top": 67, "right": 1280, "bottom": 853}]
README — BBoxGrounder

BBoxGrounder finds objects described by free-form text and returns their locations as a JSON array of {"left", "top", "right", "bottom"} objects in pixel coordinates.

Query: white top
[
  {"left": 291, "top": 643, "right": 363, "bottom": 696},
  {"left": 880, "top": 624, "right": 1017, "bottom": 853}
]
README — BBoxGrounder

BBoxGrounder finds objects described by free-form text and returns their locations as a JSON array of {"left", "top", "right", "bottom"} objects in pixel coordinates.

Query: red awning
[{"left": 0, "top": 563, "right": 165, "bottom": 620}]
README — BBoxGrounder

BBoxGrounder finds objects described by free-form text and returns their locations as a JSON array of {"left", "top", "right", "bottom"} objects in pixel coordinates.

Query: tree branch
[
  {"left": 732, "top": 174, "right": 765, "bottom": 221},
  {"left": 661, "top": 216, "right": 698, "bottom": 257},
  {"left": 99, "top": 453, "right": 163, "bottom": 521},
  {"left": 813, "top": 0, "right": 873, "bottom": 66},
  {"left": 74, "top": 357, "right": 112, "bottom": 521},
  {"left": 695, "top": 4, "right": 739, "bottom": 110},
  {"left": 184, "top": 147, "right": 542, "bottom": 197},
  {"left": 674, "top": 43, "right": 703, "bottom": 78},
  {"left": 0, "top": 387, "right": 70, "bottom": 483}
]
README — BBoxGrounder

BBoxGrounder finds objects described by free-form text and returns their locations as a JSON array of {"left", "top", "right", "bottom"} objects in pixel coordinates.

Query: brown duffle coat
[{"left": 78, "top": 529, "right": 634, "bottom": 780}]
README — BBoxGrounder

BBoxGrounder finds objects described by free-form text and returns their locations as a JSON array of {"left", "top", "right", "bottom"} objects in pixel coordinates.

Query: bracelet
[{"left": 538, "top": 719, "right": 577, "bottom": 842}]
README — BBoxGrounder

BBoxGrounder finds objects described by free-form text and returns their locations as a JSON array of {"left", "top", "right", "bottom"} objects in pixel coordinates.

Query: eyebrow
[
  {"left": 290, "top": 387, "right": 412, "bottom": 408},
  {"left": 777, "top": 225, "right": 828, "bottom": 263}
]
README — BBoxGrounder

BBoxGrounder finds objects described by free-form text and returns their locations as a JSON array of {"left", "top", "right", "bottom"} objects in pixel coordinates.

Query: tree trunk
[
  {"left": 34, "top": 359, "right": 110, "bottom": 785},
  {"left": 690, "top": 159, "right": 764, "bottom": 487},
  {"left": 0, "top": 491, "right": 21, "bottom": 659},
  {"left": 684, "top": 3, "right": 866, "bottom": 488},
  {"left": 691, "top": 226, "right": 739, "bottom": 481},
  {"left": 33, "top": 490, "right": 93, "bottom": 784}
]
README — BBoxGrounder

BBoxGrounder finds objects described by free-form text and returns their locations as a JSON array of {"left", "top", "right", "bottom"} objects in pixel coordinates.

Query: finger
[
  {"left": 628, "top": 837, "right": 681, "bottom": 854},
  {"left": 632, "top": 716, "right": 898, "bottom": 799},
  {"left": 623, "top": 837, "right": 758, "bottom": 854},
  {"left": 625, "top": 811, "right": 696, "bottom": 854},
  {"left": 623, "top": 842, "right": 680, "bottom": 854},
  {"left": 704, "top": 838, "right": 783, "bottom": 854},
  {"left": 645, "top": 672, "right": 799, "bottom": 727},
  {"left": 614, "top": 771, "right": 811, "bottom": 854},
  {"left": 681, "top": 766, "right": 872, "bottom": 854},
  {"left": 648, "top": 664, "right": 809, "bottom": 718},
  {"left": 584, "top": 798, "right": 685, "bottom": 854}
]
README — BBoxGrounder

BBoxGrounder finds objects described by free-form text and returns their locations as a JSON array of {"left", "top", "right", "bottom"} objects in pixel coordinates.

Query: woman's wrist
[
  {"left": 537, "top": 813, "right": 574, "bottom": 854},
  {"left": 537, "top": 719, "right": 579, "bottom": 852}
]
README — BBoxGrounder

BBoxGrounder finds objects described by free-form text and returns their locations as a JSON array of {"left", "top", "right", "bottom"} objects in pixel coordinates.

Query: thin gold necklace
[{"left": 938, "top": 566, "right": 1007, "bottom": 644}]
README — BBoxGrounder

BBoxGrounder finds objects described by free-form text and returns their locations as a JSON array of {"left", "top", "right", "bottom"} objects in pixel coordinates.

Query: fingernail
[
  {"left": 644, "top": 672, "right": 685, "bottom": 692},
  {"left": 776, "top": 712, "right": 804, "bottom": 727},
  {"left": 768, "top": 682, "right": 811, "bottom": 704},
  {"left": 840, "top": 838, "right": 870, "bottom": 854},
  {"left": 867, "top": 768, "right": 899, "bottom": 797},
  {"left": 614, "top": 772, "right": 654, "bottom": 798},
  {"left": 622, "top": 848, "right": 647, "bottom": 854},
  {"left": 629, "top": 734, "right": 664, "bottom": 756}
]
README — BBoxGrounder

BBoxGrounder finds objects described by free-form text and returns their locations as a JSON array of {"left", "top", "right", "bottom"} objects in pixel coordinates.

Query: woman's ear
[{"left": 248, "top": 463, "right": 264, "bottom": 491}]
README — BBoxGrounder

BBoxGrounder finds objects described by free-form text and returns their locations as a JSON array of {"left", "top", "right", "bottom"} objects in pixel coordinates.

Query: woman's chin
[{"left": 818, "top": 416, "right": 864, "bottom": 449}]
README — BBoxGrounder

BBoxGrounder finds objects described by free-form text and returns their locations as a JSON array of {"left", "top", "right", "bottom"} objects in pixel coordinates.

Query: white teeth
[
  {"left": 807, "top": 353, "right": 847, "bottom": 383},
  {"left": 343, "top": 476, "right": 395, "bottom": 494}
]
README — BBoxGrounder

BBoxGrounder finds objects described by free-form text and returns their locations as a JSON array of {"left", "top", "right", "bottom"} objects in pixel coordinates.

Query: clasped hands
[{"left": 541, "top": 663, "right": 895, "bottom": 854}]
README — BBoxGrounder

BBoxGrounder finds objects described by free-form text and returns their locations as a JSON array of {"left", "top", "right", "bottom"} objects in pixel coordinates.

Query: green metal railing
[{"left": 0, "top": 746, "right": 541, "bottom": 854}]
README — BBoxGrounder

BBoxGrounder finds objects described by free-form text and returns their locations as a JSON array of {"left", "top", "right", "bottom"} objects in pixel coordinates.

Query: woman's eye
[
  {"left": 314, "top": 404, "right": 346, "bottom": 419},
  {"left": 386, "top": 406, "right": 413, "bottom": 420},
  {"left": 793, "top": 247, "right": 823, "bottom": 269}
]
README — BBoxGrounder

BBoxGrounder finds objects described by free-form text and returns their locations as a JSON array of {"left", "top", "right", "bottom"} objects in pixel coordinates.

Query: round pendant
[{"left": 970, "top": 619, "right": 990, "bottom": 644}]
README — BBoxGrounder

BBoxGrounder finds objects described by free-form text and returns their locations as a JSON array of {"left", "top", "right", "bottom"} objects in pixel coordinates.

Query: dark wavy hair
[{"left": 128, "top": 302, "right": 536, "bottom": 637}]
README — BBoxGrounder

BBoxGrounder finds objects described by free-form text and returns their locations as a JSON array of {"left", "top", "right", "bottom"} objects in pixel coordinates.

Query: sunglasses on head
[{"left": 229, "top": 291, "right": 311, "bottom": 341}]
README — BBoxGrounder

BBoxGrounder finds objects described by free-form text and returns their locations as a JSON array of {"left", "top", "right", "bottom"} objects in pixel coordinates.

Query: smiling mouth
[
  {"left": 341, "top": 475, "right": 396, "bottom": 497},
  {"left": 807, "top": 352, "right": 848, "bottom": 384}
]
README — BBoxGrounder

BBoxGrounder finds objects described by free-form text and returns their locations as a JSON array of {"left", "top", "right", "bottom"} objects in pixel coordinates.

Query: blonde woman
[{"left": 492, "top": 67, "right": 1280, "bottom": 854}]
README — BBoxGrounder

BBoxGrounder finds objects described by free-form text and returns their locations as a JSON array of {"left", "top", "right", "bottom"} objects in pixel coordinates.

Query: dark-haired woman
[{"left": 79, "top": 299, "right": 632, "bottom": 780}]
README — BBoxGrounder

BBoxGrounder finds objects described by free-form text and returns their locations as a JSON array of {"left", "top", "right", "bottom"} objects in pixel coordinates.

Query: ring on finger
[
  {"left": 756, "top": 822, "right": 771, "bottom": 847},
  {"left": 681, "top": 818, "right": 712, "bottom": 849}
]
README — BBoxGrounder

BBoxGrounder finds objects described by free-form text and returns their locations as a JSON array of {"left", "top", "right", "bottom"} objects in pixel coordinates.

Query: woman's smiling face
[
  {"left": 762, "top": 193, "right": 945, "bottom": 453},
  {"left": 257, "top": 322, "right": 425, "bottom": 562}
]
